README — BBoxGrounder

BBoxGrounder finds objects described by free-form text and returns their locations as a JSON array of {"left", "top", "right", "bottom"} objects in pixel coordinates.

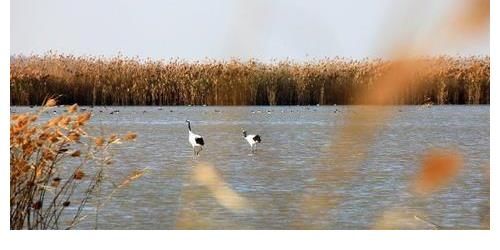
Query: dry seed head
[
  {"left": 128, "top": 169, "right": 145, "bottom": 181},
  {"left": 15, "top": 115, "right": 30, "bottom": 126},
  {"left": 42, "top": 149, "right": 56, "bottom": 161},
  {"left": 55, "top": 129, "right": 65, "bottom": 138},
  {"left": 49, "top": 134, "right": 60, "bottom": 143},
  {"left": 45, "top": 98, "right": 57, "bottom": 107},
  {"left": 74, "top": 127, "right": 87, "bottom": 136},
  {"left": 95, "top": 136, "right": 105, "bottom": 146},
  {"left": 73, "top": 169, "right": 85, "bottom": 180},
  {"left": 123, "top": 131, "right": 137, "bottom": 141},
  {"left": 117, "top": 169, "right": 146, "bottom": 188},
  {"left": 76, "top": 112, "right": 91, "bottom": 125},
  {"left": 58, "top": 116, "right": 71, "bottom": 127},
  {"left": 47, "top": 116, "right": 63, "bottom": 127},
  {"left": 67, "top": 131, "right": 80, "bottom": 141},
  {"left": 67, "top": 103, "right": 78, "bottom": 113},
  {"left": 108, "top": 134, "right": 119, "bottom": 144}
]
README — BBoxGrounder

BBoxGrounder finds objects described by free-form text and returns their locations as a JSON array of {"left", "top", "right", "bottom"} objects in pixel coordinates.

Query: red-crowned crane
[
  {"left": 186, "top": 120, "right": 204, "bottom": 157},
  {"left": 242, "top": 128, "right": 261, "bottom": 153}
]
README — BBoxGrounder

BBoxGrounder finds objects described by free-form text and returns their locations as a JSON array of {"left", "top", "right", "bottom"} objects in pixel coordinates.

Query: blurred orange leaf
[{"left": 412, "top": 149, "right": 463, "bottom": 195}]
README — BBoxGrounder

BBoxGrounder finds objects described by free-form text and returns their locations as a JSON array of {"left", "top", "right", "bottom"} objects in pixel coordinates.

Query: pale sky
[{"left": 11, "top": 0, "right": 489, "bottom": 61}]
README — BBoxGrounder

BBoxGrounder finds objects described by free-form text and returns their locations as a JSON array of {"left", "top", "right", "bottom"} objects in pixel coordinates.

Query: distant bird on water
[
  {"left": 186, "top": 120, "right": 204, "bottom": 157},
  {"left": 242, "top": 129, "right": 261, "bottom": 153}
]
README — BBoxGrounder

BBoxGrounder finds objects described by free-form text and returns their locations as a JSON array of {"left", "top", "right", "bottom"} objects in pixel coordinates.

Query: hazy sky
[{"left": 11, "top": 0, "right": 489, "bottom": 60}]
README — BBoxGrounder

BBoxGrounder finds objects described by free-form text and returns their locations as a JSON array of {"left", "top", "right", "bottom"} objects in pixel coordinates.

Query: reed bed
[
  {"left": 10, "top": 54, "right": 489, "bottom": 106},
  {"left": 10, "top": 99, "right": 144, "bottom": 229}
]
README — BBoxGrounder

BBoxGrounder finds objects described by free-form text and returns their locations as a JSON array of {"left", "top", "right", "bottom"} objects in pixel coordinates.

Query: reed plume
[{"left": 10, "top": 99, "right": 145, "bottom": 229}]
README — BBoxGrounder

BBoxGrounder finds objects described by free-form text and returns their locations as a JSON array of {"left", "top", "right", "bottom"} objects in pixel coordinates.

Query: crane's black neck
[
  {"left": 187, "top": 121, "right": 191, "bottom": 131},
  {"left": 242, "top": 130, "right": 247, "bottom": 137}
]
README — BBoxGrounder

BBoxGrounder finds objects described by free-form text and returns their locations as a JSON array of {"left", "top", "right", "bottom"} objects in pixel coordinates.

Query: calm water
[{"left": 12, "top": 106, "right": 490, "bottom": 229}]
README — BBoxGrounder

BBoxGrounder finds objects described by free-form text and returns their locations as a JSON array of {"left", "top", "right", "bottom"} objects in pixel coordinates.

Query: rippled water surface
[{"left": 12, "top": 106, "right": 490, "bottom": 229}]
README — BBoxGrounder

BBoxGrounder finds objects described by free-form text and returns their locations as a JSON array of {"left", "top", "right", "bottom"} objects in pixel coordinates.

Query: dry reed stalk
[{"left": 10, "top": 99, "right": 144, "bottom": 229}]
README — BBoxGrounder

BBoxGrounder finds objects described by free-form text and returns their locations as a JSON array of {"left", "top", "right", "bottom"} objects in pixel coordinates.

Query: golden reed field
[{"left": 10, "top": 54, "right": 489, "bottom": 106}]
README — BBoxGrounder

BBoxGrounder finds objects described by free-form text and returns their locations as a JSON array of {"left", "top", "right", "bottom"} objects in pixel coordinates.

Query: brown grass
[{"left": 10, "top": 98, "right": 144, "bottom": 229}]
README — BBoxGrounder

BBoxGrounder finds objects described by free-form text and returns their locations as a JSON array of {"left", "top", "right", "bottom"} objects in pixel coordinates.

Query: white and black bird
[
  {"left": 186, "top": 120, "right": 205, "bottom": 157},
  {"left": 242, "top": 129, "right": 261, "bottom": 153}
]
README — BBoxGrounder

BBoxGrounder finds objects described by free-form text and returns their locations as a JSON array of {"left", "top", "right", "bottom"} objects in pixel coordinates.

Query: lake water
[{"left": 11, "top": 105, "right": 490, "bottom": 229}]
